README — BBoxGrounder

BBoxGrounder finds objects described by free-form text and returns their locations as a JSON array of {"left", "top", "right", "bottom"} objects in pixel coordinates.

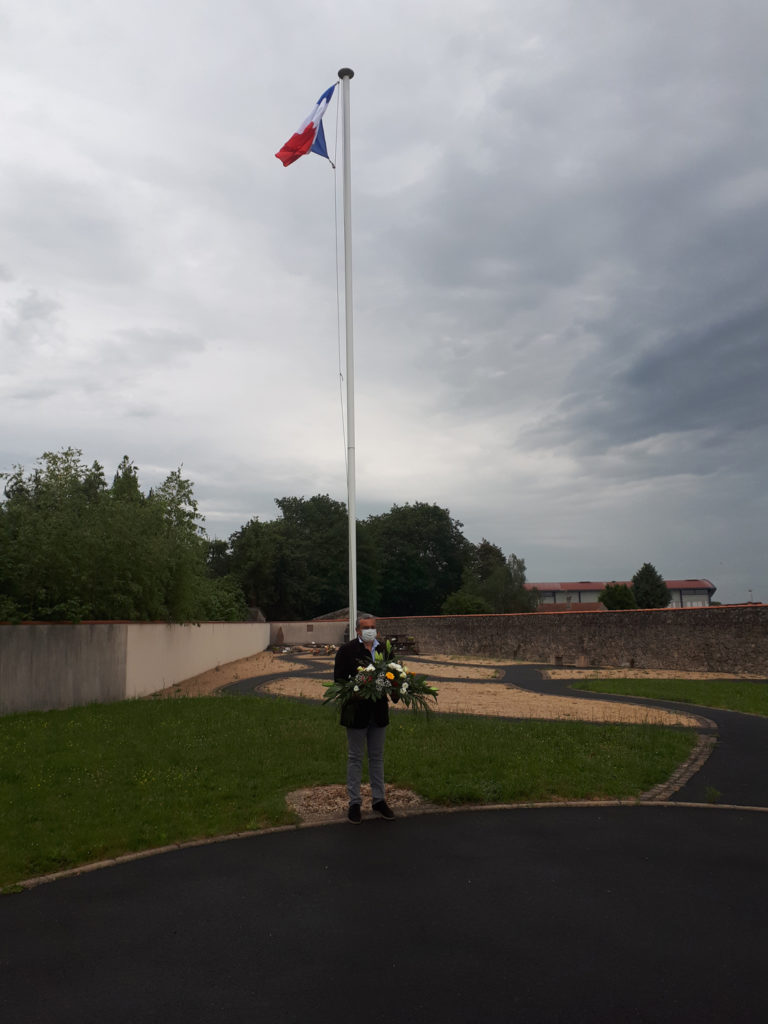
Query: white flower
[
  {"left": 353, "top": 685, "right": 360, "bottom": 692},
  {"left": 401, "top": 682, "right": 409, "bottom": 693},
  {"left": 389, "top": 662, "right": 403, "bottom": 673},
  {"left": 362, "top": 665, "right": 375, "bottom": 673}
]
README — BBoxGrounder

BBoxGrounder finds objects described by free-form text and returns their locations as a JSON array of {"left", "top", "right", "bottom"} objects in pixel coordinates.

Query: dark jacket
[{"left": 333, "top": 637, "right": 393, "bottom": 729}]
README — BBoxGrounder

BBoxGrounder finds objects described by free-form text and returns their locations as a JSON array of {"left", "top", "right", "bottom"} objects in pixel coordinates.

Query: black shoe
[
  {"left": 347, "top": 803, "right": 362, "bottom": 824},
  {"left": 372, "top": 800, "right": 395, "bottom": 820}
]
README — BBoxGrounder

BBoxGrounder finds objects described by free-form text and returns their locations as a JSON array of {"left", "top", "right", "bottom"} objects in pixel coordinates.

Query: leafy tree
[
  {"left": 228, "top": 495, "right": 351, "bottom": 620},
  {"left": 442, "top": 590, "right": 493, "bottom": 614},
  {"left": 598, "top": 583, "right": 638, "bottom": 610},
  {"left": 0, "top": 448, "right": 109, "bottom": 621},
  {"left": 442, "top": 541, "right": 537, "bottom": 614},
  {"left": 632, "top": 563, "right": 671, "bottom": 609},
  {"left": 197, "top": 574, "right": 248, "bottom": 621},
  {"left": 206, "top": 539, "right": 231, "bottom": 577},
  {"left": 228, "top": 518, "right": 274, "bottom": 612},
  {"left": 471, "top": 539, "right": 507, "bottom": 580},
  {"left": 0, "top": 449, "right": 242, "bottom": 622},
  {"left": 505, "top": 553, "right": 538, "bottom": 612},
  {"left": 273, "top": 495, "right": 348, "bottom": 618},
  {"left": 365, "top": 502, "right": 471, "bottom": 616}
]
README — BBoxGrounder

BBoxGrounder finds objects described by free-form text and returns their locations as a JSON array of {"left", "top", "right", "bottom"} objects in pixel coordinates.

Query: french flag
[{"left": 275, "top": 84, "right": 337, "bottom": 167}]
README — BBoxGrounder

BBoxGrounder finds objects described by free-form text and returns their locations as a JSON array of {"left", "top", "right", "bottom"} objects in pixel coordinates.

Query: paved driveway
[{"left": 2, "top": 805, "right": 767, "bottom": 1023}]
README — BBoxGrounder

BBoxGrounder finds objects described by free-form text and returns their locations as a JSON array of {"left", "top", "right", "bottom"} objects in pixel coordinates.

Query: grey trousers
[{"left": 346, "top": 724, "right": 387, "bottom": 806}]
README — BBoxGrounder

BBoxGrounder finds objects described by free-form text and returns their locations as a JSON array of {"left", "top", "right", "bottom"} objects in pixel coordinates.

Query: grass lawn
[
  {"left": 573, "top": 679, "right": 768, "bottom": 717},
  {"left": 0, "top": 695, "right": 696, "bottom": 891}
]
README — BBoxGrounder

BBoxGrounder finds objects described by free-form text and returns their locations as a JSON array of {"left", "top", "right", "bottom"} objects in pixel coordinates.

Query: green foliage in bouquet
[{"left": 324, "top": 641, "right": 439, "bottom": 713}]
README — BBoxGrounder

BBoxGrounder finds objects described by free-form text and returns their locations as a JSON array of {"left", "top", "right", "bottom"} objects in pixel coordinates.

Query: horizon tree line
[{"left": 1, "top": 448, "right": 672, "bottom": 624}]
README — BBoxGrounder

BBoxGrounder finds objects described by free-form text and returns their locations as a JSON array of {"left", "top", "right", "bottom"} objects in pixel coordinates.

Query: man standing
[{"left": 333, "top": 615, "right": 397, "bottom": 823}]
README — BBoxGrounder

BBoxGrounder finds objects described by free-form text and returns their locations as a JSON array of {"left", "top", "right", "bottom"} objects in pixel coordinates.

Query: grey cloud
[
  {"left": 123, "top": 404, "right": 162, "bottom": 419},
  {"left": 621, "top": 307, "right": 768, "bottom": 434},
  {"left": 353, "top": 5, "right": 768, "bottom": 474},
  {"left": 5, "top": 386, "right": 59, "bottom": 401},
  {"left": 112, "top": 327, "right": 207, "bottom": 358},
  {"left": 66, "top": 328, "right": 209, "bottom": 396},
  {"left": 13, "top": 290, "right": 61, "bottom": 321},
  {"left": 2, "top": 288, "right": 62, "bottom": 346},
  {"left": 1, "top": 172, "right": 143, "bottom": 284},
  {"left": 527, "top": 301, "right": 768, "bottom": 459}
]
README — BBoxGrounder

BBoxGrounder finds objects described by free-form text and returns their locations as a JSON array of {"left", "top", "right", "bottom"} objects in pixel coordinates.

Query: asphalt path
[
  {"left": 2, "top": 806, "right": 767, "bottom": 1023},
  {"left": 3, "top": 663, "right": 767, "bottom": 1023},
  {"left": 499, "top": 664, "right": 768, "bottom": 807}
]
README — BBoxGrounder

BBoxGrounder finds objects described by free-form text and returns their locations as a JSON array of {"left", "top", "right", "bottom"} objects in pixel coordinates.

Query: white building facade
[{"left": 526, "top": 579, "right": 716, "bottom": 608}]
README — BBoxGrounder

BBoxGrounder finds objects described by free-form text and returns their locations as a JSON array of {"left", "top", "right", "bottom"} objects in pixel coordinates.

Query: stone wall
[
  {"left": 376, "top": 606, "right": 768, "bottom": 675},
  {"left": 269, "top": 621, "right": 347, "bottom": 646}
]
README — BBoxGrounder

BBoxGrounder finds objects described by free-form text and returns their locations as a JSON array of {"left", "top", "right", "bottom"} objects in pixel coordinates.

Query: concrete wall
[
  {"left": 377, "top": 605, "right": 768, "bottom": 676},
  {"left": 125, "top": 622, "right": 270, "bottom": 698},
  {"left": 0, "top": 622, "right": 270, "bottom": 715},
  {"left": 269, "top": 620, "right": 347, "bottom": 645},
  {"left": 0, "top": 623, "right": 127, "bottom": 715}
]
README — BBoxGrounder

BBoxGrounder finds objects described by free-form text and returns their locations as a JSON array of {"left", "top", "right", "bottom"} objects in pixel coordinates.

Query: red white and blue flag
[{"left": 275, "top": 83, "right": 336, "bottom": 167}]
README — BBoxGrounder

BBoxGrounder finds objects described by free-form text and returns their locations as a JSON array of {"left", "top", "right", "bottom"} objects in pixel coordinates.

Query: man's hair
[{"left": 356, "top": 615, "right": 375, "bottom": 629}]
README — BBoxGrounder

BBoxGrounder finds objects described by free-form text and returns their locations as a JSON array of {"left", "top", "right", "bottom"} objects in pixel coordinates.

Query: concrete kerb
[
  {"left": 640, "top": 728, "right": 718, "bottom": 801},
  {"left": 9, "top": 797, "right": 768, "bottom": 895}
]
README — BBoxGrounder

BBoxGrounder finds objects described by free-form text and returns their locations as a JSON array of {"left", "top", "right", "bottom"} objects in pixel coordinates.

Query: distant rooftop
[{"left": 526, "top": 579, "right": 715, "bottom": 593}]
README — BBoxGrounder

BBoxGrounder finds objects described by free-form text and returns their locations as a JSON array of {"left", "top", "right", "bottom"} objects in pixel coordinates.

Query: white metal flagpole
[{"left": 338, "top": 67, "right": 356, "bottom": 640}]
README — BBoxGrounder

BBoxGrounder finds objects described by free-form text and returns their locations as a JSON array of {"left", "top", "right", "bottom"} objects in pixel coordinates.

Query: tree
[
  {"left": 365, "top": 503, "right": 471, "bottom": 616},
  {"left": 471, "top": 539, "right": 507, "bottom": 581},
  {"left": 598, "top": 583, "right": 638, "bottom": 610},
  {"left": 206, "top": 539, "right": 231, "bottom": 577},
  {"left": 228, "top": 495, "right": 351, "bottom": 620},
  {"left": 505, "top": 554, "right": 538, "bottom": 612},
  {"left": 0, "top": 448, "right": 110, "bottom": 621},
  {"left": 228, "top": 518, "right": 275, "bottom": 612},
  {"left": 442, "top": 541, "right": 538, "bottom": 614},
  {"left": 273, "top": 495, "right": 349, "bottom": 618},
  {"left": 0, "top": 448, "right": 243, "bottom": 622},
  {"left": 442, "top": 591, "right": 493, "bottom": 614},
  {"left": 632, "top": 563, "right": 671, "bottom": 609}
]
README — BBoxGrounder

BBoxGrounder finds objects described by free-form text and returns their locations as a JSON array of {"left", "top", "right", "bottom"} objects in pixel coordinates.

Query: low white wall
[
  {"left": 270, "top": 621, "right": 347, "bottom": 645},
  {"left": 0, "top": 624, "right": 126, "bottom": 716},
  {"left": 1, "top": 621, "right": 271, "bottom": 714},
  {"left": 125, "top": 622, "right": 270, "bottom": 698}
]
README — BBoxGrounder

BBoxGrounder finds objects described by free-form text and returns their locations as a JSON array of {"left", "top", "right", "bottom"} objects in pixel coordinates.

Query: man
[{"left": 333, "top": 615, "right": 397, "bottom": 823}]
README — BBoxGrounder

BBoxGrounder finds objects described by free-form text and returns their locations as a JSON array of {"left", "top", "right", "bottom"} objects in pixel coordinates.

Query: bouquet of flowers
[{"left": 324, "top": 641, "right": 439, "bottom": 713}]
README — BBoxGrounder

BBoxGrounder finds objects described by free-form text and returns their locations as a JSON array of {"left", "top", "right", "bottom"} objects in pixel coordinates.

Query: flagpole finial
[{"left": 338, "top": 67, "right": 354, "bottom": 79}]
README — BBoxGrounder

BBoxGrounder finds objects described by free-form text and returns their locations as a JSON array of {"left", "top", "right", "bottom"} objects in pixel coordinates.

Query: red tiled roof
[
  {"left": 536, "top": 602, "right": 605, "bottom": 612},
  {"left": 526, "top": 579, "right": 715, "bottom": 593}
]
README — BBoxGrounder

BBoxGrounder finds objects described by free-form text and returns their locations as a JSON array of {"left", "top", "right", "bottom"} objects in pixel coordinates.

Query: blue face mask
[{"left": 360, "top": 628, "right": 377, "bottom": 644}]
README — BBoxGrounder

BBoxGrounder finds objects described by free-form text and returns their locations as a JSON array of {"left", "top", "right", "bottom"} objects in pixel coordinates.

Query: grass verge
[
  {"left": 1, "top": 695, "right": 696, "bottom": 890},
  {"left": 573, "top": 679, "right": 768, "bottom": 717}
]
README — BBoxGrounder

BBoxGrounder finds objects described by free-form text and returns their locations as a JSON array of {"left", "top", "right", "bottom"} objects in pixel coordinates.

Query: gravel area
[
  {"left": 260, "top": 675, "right": 700, "bottom": 726},
  {"left": 161, "top": 650, "right": 706, "bottom": 726}
]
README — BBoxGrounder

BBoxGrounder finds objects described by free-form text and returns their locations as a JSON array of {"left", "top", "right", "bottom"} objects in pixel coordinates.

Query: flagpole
[{"left": 338, "top": 67, "right": 356, "bottom": 641}]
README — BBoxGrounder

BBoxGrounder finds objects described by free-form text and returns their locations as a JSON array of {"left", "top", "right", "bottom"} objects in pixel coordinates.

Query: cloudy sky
[{"left": 1, "top": 0, "right": 766, "bottom": 604}]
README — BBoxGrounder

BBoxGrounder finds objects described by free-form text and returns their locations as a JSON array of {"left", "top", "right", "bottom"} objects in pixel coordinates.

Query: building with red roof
[{"left": 525, "top": 579, "right": 716, "bottom": 609}]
